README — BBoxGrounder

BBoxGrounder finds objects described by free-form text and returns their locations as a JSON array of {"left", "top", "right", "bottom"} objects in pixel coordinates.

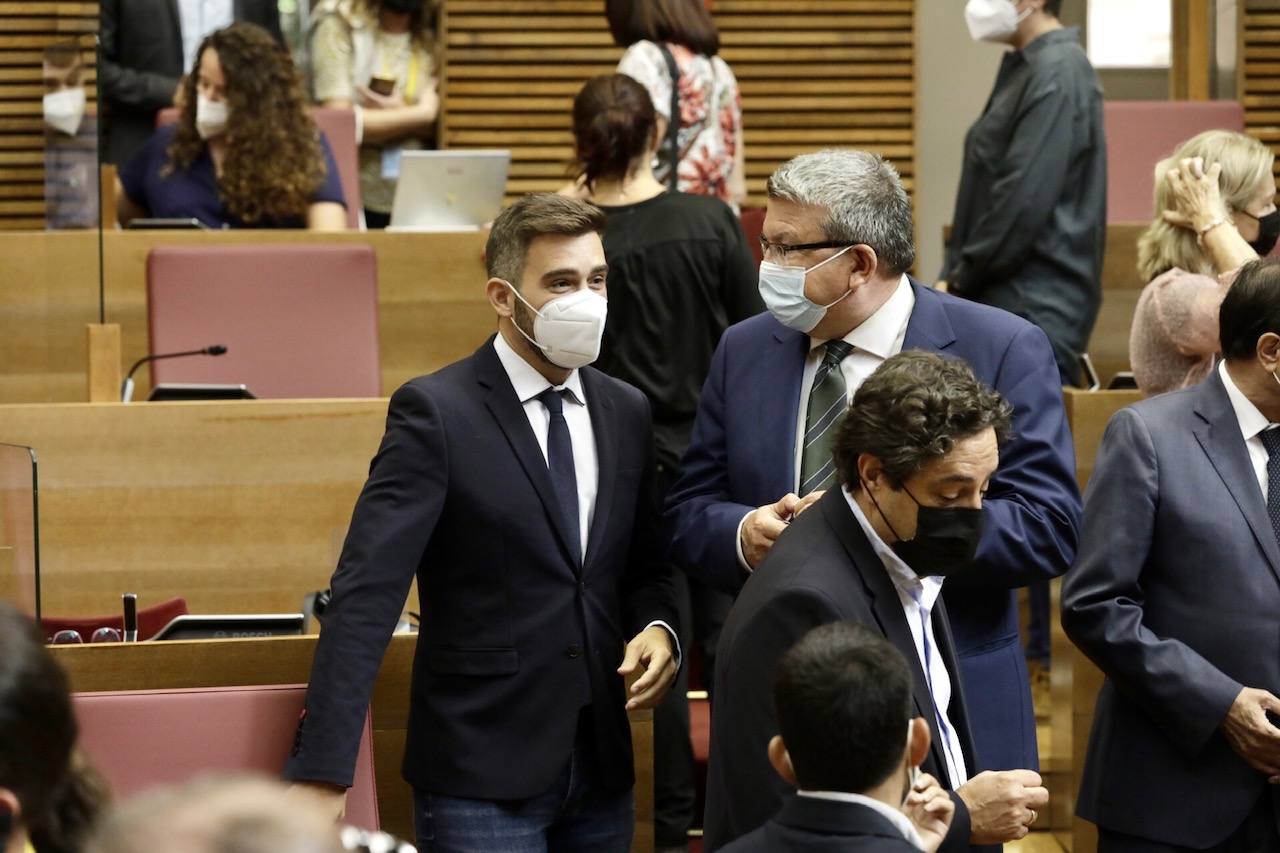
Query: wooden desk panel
[
  {"left": 50, "top": 635, "right": 655, "bottom": 852},
  {"left": 0, "top": 399, "right": 388, "bottom": 617},
  {"left": 0, "top": 230, "right": 493, "bottom": 405}
]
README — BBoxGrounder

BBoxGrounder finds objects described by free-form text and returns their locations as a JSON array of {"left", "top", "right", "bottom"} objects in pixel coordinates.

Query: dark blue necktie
[
  {"left": 1262, "top": 428, "right": 1280, "bottom": 550},
  {"left": 538, "top": 388, "right": 581, "bottom": 566}
]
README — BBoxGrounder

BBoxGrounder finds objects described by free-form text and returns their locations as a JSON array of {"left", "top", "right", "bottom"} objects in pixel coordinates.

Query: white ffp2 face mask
[
  {"left": 505, "top": 284, "right": 608, "bottom": 370},
  {"left": 964, "top": 0, "right": 1031, "bottom": 43},
  {"left": 758, "top": 245, "right": 854, "bottom": 334},
  {"left": 43, "top": 87, "right": 85, "bottom": 136},
  {"left": 196, "top": 94, "right": 230, "bottom": 140}
]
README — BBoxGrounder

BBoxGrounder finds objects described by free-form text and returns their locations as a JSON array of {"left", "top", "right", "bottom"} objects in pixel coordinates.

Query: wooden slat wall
[
  {"left": 1242, "top": 0, "right": 1280, "bottom": 182},
  {"left": 0, "top": 2, "right": 97, "bottom": 230},
  {"left": 442, "top": 0, "right": 915, "bottom": 206}
]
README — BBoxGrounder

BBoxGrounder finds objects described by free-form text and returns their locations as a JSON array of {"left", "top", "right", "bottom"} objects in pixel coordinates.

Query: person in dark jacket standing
[
  {"left": 939, "top": 0, "right": 1106, "bottom": 388},
  {"left": 939, "top": 0, "right": 1105, "bottom": 686},
  {"left": 100, "top": 0, "right": 282, "bottom": 165}
]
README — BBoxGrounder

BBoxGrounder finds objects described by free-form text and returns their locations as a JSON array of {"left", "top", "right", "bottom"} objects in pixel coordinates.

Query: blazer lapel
[
  {"left": 901, "top": 279, "right": 958, "bottom": 353},
  {"left": 819, "top": 490, "right": 953, "bottom": 786},
  {"left": 765, "top": 321, "right": 811, "bottom": 495},
  {"left": 474, "top": 340, "right": 580, "bottom": 573},
  {"left": 581, "top": 368, "right": 616, "bottom": 570},
  {"left": 1193, "top": 373, "right": 1280, "bottom": 580},
  {"left": 931, "top": 601, "right": 980, "bottom": 775}
]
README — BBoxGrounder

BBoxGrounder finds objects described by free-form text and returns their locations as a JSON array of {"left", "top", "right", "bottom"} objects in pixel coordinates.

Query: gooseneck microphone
[{"left": 120, "top": 345, "right": 227, "bottom": 402}]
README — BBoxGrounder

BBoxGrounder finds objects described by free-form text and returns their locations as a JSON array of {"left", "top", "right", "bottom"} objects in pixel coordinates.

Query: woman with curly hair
[{"left": 116, "top": 22, "right": 347, "bottom": 230}]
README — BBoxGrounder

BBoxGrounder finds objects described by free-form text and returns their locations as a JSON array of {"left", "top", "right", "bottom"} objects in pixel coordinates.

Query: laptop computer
[{"left": 387, "top": 149, "right": 511, "bottom": 232}]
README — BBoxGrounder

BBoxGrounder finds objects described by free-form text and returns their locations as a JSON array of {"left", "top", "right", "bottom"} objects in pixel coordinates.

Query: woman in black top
[
  {"left": 572, "top": 73, "right": 760, "bottom": 480},
  {"left": 570, "top": 72, "right": 760, "bottom": 851}
]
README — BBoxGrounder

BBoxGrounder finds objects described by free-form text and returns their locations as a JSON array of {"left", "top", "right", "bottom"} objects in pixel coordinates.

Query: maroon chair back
[
  {"left": 74, "top": 684, "right": 380, "bottom": 830},
  {"left": 1105, "top": 100, "right": 1245, "bottom": 223},
  {"left": 155, "top": 106, "right": 362, "bottom": 229},
  {"left": 146, "top": 244, "right": 381, "bottom": 398},
  {"left": 42, "top": 597, "right": 188, "bottom": 642},
  {"left": 739, "top": 206, "right": 766, "bottom": 266}
]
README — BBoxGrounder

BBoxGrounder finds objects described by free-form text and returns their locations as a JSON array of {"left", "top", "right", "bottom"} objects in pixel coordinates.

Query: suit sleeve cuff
[
  {"left": 735, "top": 511, "right": 753, "bottom": 573},
  {"left": 644, "top": 620, "right": 682, "bottom": 670}
]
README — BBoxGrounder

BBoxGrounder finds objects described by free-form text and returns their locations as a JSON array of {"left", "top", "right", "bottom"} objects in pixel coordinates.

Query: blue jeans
[{"left": 412, "top": 740, "right": 634, "bottom": 853}]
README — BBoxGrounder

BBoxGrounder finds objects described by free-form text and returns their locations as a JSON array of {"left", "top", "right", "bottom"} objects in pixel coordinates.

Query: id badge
[{"left": 381, "top": 146, "right": 403, "bottom": 180}]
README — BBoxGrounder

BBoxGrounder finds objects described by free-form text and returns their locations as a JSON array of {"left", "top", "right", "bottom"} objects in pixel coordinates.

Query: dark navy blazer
[
  {"left": 284, "top": 338, "right": 677, "bottom": 800},
  {"left": 1063, "top": 372, "right": 1280, "bottom": 848},
  {"left": 664, "top": 279, "right": 1082, "bottom": 773}
]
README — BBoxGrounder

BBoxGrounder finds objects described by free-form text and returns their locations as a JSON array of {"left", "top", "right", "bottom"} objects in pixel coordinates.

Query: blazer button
[{"left": 566, "top": 643, "right": 581, "bottom": 659}]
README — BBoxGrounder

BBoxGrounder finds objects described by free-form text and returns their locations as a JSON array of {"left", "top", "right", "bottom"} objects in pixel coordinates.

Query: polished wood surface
[
  {"left": 1060, "top": 389, "right": 1142, "bottom": 853},
  {"left": 0, "top": 229, "right": 493, "bottom": 405},
  {"left": 86, "top": 323, "right": 121, "bottom": 403},
  {"left": 49, "top": 634, "right": 656, "bottom": 853},
  {"left": 0, "top": 399, "right": 388, "bottom": 617}
]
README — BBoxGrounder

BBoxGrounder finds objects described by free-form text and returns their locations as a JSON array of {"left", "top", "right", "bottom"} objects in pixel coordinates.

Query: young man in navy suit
[
  {"left": 719, "top": 622, "right": 955, "bottom": 853},
  {"left": 284, "top": 193, "right": 679, "bottom": 853},
  {"left": 665, "top": 149, "right": 1080, "bottom": 841}
]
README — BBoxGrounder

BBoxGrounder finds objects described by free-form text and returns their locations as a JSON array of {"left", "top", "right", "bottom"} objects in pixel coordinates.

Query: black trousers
[{"left": 1098, "top": 789, "right": 1280, "bottom": 853}]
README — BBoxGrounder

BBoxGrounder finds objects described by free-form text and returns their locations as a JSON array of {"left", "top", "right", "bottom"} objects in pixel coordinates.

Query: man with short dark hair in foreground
[
  {"left": 706, "top": 351, "right": 1048, "bottom": 852},
  {"left": 719, "top": 622, "right": 954, "bottom": 853}
]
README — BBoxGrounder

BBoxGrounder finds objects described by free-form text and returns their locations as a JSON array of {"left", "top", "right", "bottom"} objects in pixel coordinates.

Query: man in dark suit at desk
[
  {"left": 1063, "top": 260, "right": 1280, "bottom": 852},
  {"left": 100, "top": 0, "right": 282, "bottom": 165},
  {"left": 718, "top": 622, "right": 955, "bottom": 853},
  {"left": 665, "top": 148, "right": 1081, "bottom": 779},
  {"left": 283, "top": 193, "right": 679, "bottom": 853},
  {"left": 706, "top": 352, "right": 1048, "bottom": 852}
]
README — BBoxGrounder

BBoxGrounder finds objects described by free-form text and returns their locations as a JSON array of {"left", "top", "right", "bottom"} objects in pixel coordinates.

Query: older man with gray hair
[{"left": 664, "top": 149, "right": 1081, "bottom": 843}]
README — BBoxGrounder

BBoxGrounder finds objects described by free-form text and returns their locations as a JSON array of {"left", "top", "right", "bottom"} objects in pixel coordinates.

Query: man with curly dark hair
[
  {"left": 116, "top": 22, "right": 347, "bottom": 230},
  {"left": 704, "top": 351, "right": 1048, "bottom": 853}
]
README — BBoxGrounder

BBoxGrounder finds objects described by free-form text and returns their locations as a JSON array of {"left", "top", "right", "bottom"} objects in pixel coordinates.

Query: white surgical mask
[
  {"left": 758, "top": 246, "right": 854, "bottom": 334},
  {"left": 43, "top": 87, "right": 85, "bottom": 136},
  {"left": 196, "top": 94, "right": 230, "bottom": 140},
  {"left": 964, "top": 0, "right": 1031, "bottom": 43},
  {"left": 505, "top": 284, "right": 608, "bottom": 370}
]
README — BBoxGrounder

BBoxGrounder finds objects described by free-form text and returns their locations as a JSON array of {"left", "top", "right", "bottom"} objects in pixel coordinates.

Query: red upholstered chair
[
  {"left": 42, "top": 596, "right": 188, "bottom": 642},
  {"left": 739, "top": 206, "right": 766, "bottom": 266},
  {"left": 74, "top": 684, "right": 380, "bottom": 830},
  {"left": 146, "top": 244, "right": 381, "bottom": 398},
  {"left": 1104, "top": 100, "right": 1245, "bottom": 223},
  {"left": 155, "top": 106, "right": 363, "bottom": 229}
]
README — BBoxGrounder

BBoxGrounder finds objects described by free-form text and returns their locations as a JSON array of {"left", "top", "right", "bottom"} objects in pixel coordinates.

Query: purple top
[{"left": 120, "top": 123, "right": 346, "bottom": 228}]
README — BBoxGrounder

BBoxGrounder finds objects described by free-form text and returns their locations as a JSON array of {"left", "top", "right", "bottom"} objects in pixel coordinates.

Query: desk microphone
[
  {"left": 122, "top": 593, "right": 138, "bottom": 642},
  {"left": 120, "top": 345, "right": 227, "bottom": 402}
]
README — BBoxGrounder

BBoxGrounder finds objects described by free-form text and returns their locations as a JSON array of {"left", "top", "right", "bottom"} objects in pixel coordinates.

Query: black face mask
[
  {"left": 1243, "top": 208, "right": 1280, "bottom": 257},
  {"left": 867, "top": 482, "right": 985, "bottom": 578}
]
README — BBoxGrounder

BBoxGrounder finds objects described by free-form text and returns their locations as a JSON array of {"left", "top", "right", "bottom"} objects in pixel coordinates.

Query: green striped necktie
[{"left": 799, "top": 340, "right": 855, "bottom": 495}]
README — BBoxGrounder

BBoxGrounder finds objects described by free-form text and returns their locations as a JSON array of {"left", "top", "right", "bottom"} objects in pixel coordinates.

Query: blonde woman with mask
[{"left": 1131, "top": 130, "right": 1276, "bottom": 396}]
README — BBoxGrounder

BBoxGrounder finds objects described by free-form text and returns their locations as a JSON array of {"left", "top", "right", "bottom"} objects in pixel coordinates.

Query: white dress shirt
[
  {"left": 493, "top": 334, "right": 680, "bottom": 662},
  {"left": 176, "top": 0, "right": 234, "bottom": 73},
  {"left": 844, "top": 488, "right": 969, "bottom": 789},
  {"left": 737, "top": 275, "right": 916, "bottom": 570},
  {"left": 1220, "top": 361, "right": 1278, "bottom": 501},
  {"left": 796, "top": 790, "right": 924, "bottom": 849}
]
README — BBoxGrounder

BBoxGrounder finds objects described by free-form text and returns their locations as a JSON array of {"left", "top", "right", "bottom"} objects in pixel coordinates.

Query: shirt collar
[
  {"left": 493, "top": 332, "right": 586, "bottom": 407},
  {"left": 810, "top": 275, "right": 915, "bottom": 359},
  {"left": 1022, "top": 25, "right": 1081, "bottom": 57},
  {"left": 842, "top": 487, "right": 942, "bottom": 609},
  {"left": 796, "top": 791, "right": 924, "bottom": 848},
  {"left": 1219, "top": 361, "right": 1273, "bottom": 443}
]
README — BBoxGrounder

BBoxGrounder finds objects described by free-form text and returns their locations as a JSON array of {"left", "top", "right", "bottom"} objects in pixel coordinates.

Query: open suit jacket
[
  {"left": 100, "top": 0, "right": 283, "bottom": 165},
  {"left": 1062, "top": 371, "right": 1280, "bottom": 848},
  {"left": 718, "top": 796, "right": 923, "bottom": 853},
  {"left": 283, "top": 338, "right": 678, "bottom": 800},
  {"left": 665, "top": 279, "right": 1081, "bottom": 773},
  {"left": 704, "top": 488, "right": 979, "bottom": 853}
]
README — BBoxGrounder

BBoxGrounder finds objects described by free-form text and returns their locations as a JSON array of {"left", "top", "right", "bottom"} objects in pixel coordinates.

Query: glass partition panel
[{"left": 0, "top": 444, "right": 39, "bottom": 618}]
